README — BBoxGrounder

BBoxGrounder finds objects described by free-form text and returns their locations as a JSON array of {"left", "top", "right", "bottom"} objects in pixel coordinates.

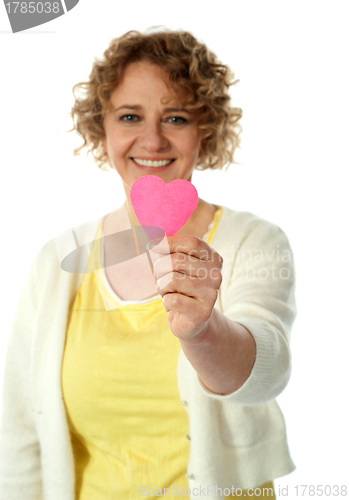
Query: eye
[
  {"left": 120, "top": 114, "right": 139, "bottom": 122},
  {"left": 167, "top": 116, "right": 188, "bottom": 124}
]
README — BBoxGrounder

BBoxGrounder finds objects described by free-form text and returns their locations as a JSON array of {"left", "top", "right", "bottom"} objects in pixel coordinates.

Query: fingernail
[{"left": 147, "top": 237, "right": 164, "bottom": 251}]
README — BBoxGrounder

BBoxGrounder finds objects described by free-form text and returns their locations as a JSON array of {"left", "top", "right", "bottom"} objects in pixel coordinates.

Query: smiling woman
[
  {"left": 0, "top": 28, "right": 296, "bottom": 500},
  {"left": 70, "top": 29, "right": 242, "bottom": 173}
]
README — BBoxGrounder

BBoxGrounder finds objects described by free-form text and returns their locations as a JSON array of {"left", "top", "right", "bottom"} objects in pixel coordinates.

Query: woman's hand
[{"left": 150, "top": 235, "right": 223, "bottom": 341}]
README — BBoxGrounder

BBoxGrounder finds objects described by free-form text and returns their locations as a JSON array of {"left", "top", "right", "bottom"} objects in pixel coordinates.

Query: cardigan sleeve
[
  {"left": 196, "top": 217, "right": 297, "bottom": 405},
  {"left": 0, "top": 250, "right": 45, "bottom": 499}
]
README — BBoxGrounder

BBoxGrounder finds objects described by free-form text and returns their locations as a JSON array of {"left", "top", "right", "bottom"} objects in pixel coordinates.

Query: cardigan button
[
  {"left": 181, "top": 400, "right": 187, "bottom": 405},
  {"left": 186, "top": 473, "right": 195, "bottom": 480},
  {"left": 185, "top": 434, "right": 191, "bottom": 440}
]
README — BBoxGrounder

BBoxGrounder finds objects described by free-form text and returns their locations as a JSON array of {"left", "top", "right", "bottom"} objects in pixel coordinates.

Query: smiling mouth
[{"left": 131, "top": 158, "right": 175, "bottom": 167}]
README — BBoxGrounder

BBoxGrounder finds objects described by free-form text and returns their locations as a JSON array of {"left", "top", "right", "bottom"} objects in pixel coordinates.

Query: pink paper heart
[{"left": 130, "top": 175, "right": 198, "bottom": 236}]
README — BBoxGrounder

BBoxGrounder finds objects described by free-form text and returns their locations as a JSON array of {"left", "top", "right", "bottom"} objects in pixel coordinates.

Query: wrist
[{"left": 179, "top": 308, "right": 219, "bottom": 347}]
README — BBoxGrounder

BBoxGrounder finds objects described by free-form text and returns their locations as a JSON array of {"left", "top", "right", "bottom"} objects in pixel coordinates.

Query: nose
[{"left": 137, "top": 120, "right": 169, "bottom": 152}]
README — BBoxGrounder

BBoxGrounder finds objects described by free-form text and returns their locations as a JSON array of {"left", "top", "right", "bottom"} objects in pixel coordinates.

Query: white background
[{"left": 1, "top": 1, "right": 348, "bottom": 498}]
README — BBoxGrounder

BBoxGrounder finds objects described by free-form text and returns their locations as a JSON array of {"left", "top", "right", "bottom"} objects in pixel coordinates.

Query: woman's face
[{"left": 102, "top": 61, "right": 202, "bottom": 194}]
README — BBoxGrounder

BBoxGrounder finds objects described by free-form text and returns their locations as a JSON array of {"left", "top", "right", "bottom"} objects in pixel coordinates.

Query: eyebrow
[{"left": 113, "top": 104, "right": 192, "bottom": 114}]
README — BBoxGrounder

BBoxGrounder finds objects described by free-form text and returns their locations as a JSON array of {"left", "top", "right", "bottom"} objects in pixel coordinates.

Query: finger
[
  {"left": 162, "top": 293, "right": 213, "bottom": 325},
  {"left": 156, "top": 272, "right": 220, "bottom": 303},
  {"left": 151, "top": 235, "right": 215, "bottom": 261},
  {"left": 152, "top": 253, "right": 174, "bottom": 277},
  {"left": 154, "top": 252, "right": 222, "bottom": 281}
]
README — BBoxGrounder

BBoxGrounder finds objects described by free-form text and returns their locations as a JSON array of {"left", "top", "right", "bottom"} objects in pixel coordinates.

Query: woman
[{"left": 0, "top": 29, "right": 297, "bottom": 499}]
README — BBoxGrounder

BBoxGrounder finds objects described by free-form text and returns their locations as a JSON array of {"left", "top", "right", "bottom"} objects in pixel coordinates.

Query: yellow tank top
[{"left": 61, "top": 208, "right": 275, "bottom": 499}]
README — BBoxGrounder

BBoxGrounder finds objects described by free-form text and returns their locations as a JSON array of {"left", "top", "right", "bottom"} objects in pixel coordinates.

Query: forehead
[{"left": 109, "top": 61, "right": 187, "bottom": 105}]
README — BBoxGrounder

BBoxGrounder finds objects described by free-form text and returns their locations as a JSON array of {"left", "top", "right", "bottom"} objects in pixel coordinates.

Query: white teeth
[{"left": 132, "top": 158, "right": 173, "bottom": 167}]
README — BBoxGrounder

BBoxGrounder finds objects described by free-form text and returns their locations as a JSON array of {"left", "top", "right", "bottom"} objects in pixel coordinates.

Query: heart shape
[{"left": 130, "top": 175, "right": 198, "bottom": 236}]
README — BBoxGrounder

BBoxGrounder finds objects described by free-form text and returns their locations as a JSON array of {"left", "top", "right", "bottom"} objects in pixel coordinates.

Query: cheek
[
  {"left": 187, "top": 140, "right": 201, "bottom": 162},
  {"left": 181, "top": 133, "right": 201, "bottom": 159},
  {"left": 107, "top": 134, "right": 133, "bottom": 157}
]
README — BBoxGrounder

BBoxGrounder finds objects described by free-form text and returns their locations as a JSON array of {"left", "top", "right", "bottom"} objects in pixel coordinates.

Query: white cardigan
[{"left": 0, "top": 206, "right": 297, "bottom": 499}]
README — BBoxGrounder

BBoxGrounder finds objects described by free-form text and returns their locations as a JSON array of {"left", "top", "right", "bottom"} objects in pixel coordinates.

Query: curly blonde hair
[{"left": 69, "top": 28, "right": 243, "bottom": 171}]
